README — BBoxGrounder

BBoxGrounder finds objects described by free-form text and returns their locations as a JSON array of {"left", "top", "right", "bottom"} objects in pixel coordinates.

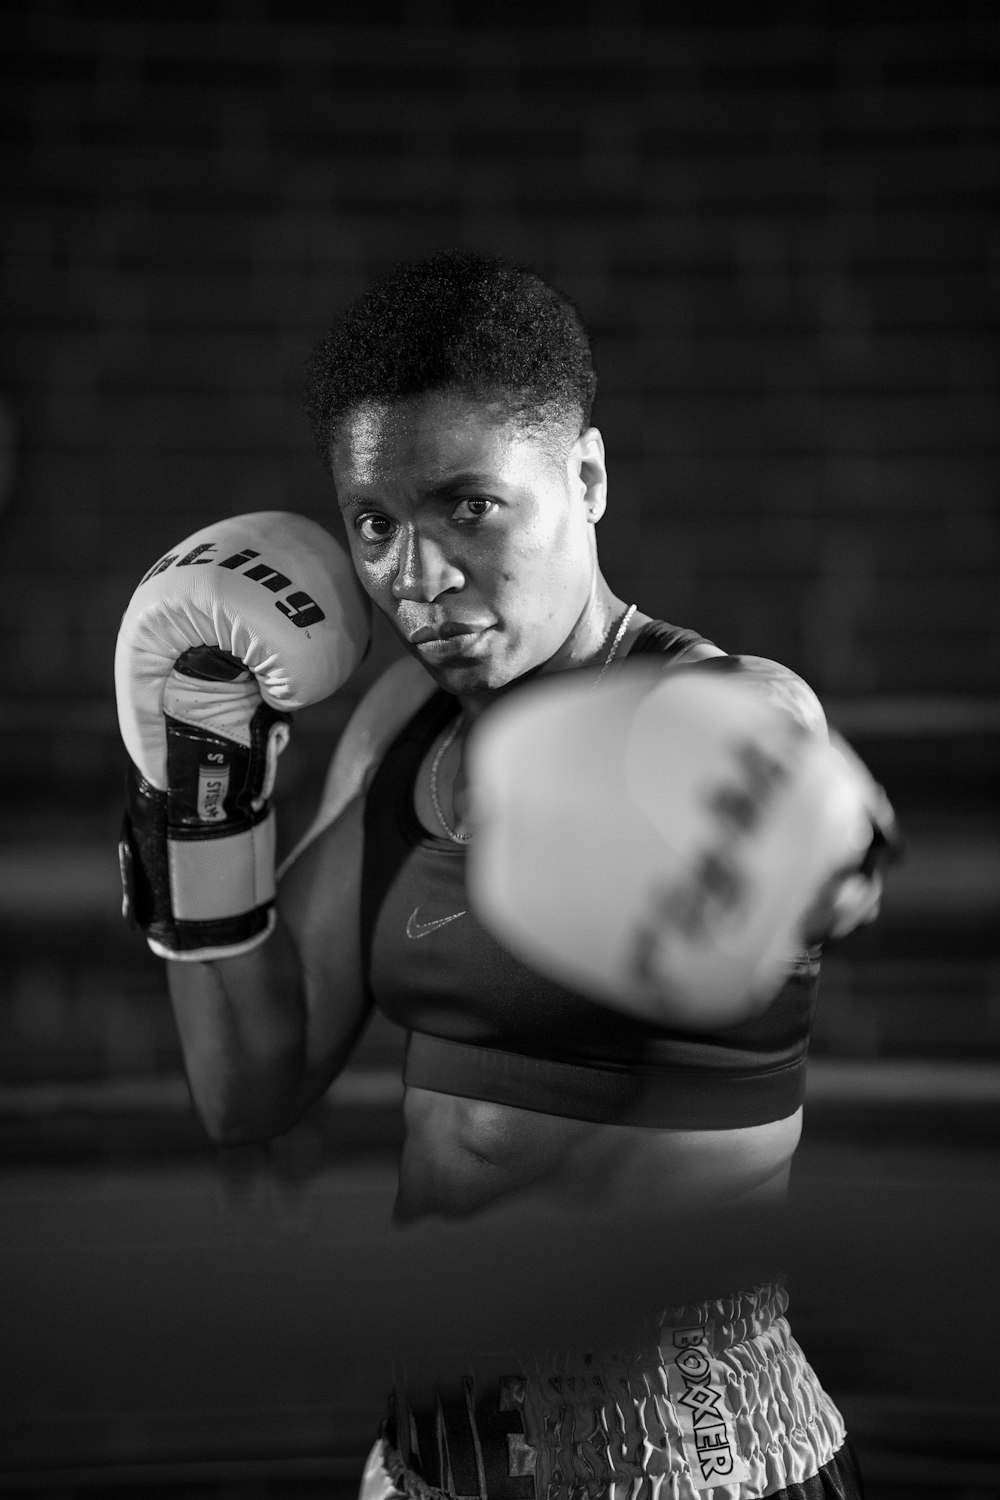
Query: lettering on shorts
[
  {"left": 664, "top": 1323, "right": 750, "bottom": 1491},
  {"left": 139, "top": 541, "right": 326, "bottom": 629}
]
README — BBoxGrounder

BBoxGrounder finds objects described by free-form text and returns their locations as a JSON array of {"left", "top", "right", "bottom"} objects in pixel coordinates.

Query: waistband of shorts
[
  {"left": 492, "top": 1279, "right": 789, "bottom": 1376},
  {"left": 378, "top": 1279, "right": 846, "bottom": 1500},
  {"left": 659, "top": 1277, "right": 789, "bottom": 1354}
]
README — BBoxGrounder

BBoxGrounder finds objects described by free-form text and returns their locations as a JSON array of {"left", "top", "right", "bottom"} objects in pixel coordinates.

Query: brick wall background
[{"left": 2, "top": 0, "right": 997, "bottom": 718}]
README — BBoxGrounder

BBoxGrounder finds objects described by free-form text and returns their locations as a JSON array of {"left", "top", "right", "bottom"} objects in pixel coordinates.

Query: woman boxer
[{"left": 116, "top": 252, "right": 890, "bottom": 1498}]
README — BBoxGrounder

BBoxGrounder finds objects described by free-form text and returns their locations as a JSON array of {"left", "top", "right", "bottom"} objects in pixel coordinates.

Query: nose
[{"left": 390, "top": 526, "right": 465, "bottom": 602}]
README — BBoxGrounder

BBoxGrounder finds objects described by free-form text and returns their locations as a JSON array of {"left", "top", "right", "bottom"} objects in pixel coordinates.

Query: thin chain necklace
[
  {"left": 429, "top": 716, "right": 472, "bottom": 843},
  {"left": 429, "top": 603, "right": 637, "bottom": 844},
  {"left": 591, "top": 602, "right": 637, "bottom": 687}
]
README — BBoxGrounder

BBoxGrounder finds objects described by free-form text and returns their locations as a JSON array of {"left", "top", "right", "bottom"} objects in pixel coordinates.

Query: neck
[
  {"left": 455, "top": 580, "right": 636, "bottom": 722},
  {"left": 553, "top": 578, "right": 631, "bottom": 672}
]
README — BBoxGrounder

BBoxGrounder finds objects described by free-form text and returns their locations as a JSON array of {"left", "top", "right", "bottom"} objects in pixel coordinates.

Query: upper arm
[
  {"left": 688, "top": 654, "right": 899, "bottom": 948},
  {"left": 277, "top": 793, "right": 373, "bottom": 1092},
  {"left": 686, "top": 652, "right": 829, "bottom": 739}
]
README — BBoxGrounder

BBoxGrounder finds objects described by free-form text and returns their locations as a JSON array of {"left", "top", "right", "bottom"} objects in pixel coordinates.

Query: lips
[
  {"left": 406, "top": 621, "right": 491, "bottom": 645},
  {"left": 404, "top": 621, "right": 495, "bottom": 666}
]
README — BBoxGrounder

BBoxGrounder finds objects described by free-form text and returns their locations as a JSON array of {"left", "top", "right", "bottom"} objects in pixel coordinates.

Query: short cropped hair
[{"left": 303, "top": 250, "right": 597, "bottom": 466}]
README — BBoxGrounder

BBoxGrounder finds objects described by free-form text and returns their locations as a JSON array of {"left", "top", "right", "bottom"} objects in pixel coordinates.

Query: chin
[
  {"left": 411, "top": 651, "right": 506, "bottom": 695},
  {"left": 434, "top": 665, "right": 508, "bottom": 698}
]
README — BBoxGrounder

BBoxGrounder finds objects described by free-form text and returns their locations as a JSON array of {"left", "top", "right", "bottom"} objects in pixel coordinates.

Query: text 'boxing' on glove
[{"left": 115, "top": 511, "right": 370, "bottom": 961}]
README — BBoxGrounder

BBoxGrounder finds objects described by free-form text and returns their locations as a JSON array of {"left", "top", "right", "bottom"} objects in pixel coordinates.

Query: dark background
[{"left": 1, "top": 1, "right": 998, "bottom": 1495}]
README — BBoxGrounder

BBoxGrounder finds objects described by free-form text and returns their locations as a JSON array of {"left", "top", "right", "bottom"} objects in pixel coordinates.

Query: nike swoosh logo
[{"left": 406, "top": 907, "right": 466, "bottom": 940}]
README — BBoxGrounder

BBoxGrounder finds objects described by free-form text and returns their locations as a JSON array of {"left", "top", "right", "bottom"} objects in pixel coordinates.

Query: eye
[
  {"left": 355, "top": 512, "right": 396, "bottom": 545},
  {"left": 452, "top": 497, "right": 496, "bottom": 522}
]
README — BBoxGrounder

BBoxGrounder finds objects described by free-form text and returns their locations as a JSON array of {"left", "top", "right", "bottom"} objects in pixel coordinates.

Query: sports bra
[{"left": 359, "top": 623, "right": 819, "bottom": 1130}]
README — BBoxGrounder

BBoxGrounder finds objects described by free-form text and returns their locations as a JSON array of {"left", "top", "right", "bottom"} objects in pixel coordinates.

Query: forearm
[
  {"left": 166, "top": 917, "right": 316, "bottom": 1144},
  {"left": 113, "top": 511, "right": 372, "bottom": 1143}
]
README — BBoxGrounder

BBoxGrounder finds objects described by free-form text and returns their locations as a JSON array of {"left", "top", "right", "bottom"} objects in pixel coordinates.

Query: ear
[{"left": 572, "top": 427, "right": 608, "bottom": 523}]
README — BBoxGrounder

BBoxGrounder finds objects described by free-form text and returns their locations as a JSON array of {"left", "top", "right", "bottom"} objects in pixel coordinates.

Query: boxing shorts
[{"left": 358, "top": 1282, "right": 863, "bottom": 1500}]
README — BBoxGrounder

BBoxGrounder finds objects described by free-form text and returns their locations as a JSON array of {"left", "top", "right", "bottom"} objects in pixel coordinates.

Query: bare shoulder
[{"left": 690, "top": 652, "right": 828, "bottom": 738}]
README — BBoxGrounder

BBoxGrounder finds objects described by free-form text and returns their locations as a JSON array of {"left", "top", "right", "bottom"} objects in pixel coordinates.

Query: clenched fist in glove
[
  {"left": 115, "top": 512, "right": 370, "bottom": 960},
  {"left": 467, "top": 661, "right": 897, "bottom": 1029}
]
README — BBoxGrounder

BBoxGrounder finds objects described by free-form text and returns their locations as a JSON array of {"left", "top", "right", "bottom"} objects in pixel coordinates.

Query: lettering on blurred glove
[{"left": 631, "top": 731, "right": 799, "bottom": 988}]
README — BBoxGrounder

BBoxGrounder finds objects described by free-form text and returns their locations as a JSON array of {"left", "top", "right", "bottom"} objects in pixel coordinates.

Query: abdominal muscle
[
  {"left": 390, "top": 1088, "right": 801, "bottom": 1397},
  {"left": 396, "top": 1085, "right": 802, "bottom": 1222}
]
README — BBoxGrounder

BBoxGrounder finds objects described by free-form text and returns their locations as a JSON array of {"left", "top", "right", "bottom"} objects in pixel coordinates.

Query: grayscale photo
[{"left": 1, "top": 4, "right": 997, "bottom": 1497}]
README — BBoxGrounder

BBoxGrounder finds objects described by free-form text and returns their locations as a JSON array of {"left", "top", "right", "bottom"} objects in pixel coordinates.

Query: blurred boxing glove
[
  {"left": 115, "top": 511, "right": 370, "bottom": 961},
  {"left": 466, "top": 664, "right": 897, "bottom": 1028}
]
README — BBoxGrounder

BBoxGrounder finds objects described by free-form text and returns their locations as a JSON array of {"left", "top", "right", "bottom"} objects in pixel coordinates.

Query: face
[{"left": 330, "top": 392, "right": 608, "bottom": 699}]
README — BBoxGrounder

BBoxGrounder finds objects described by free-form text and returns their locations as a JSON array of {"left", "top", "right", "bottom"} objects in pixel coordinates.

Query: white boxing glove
[
  {"left": 115, "top": 511, "right": 370, "bottom": 960},
  {"left": 467, "top": 664, "right": 897, "bottom": 1028}
]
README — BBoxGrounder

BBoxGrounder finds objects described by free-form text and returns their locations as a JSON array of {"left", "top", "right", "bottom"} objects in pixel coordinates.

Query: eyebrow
[
  {"left": 339, "top": 471, "right": 504, "bottom": 511},
  {"left": 428, "top": 471, "right": 501, "bottom": 496}
]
